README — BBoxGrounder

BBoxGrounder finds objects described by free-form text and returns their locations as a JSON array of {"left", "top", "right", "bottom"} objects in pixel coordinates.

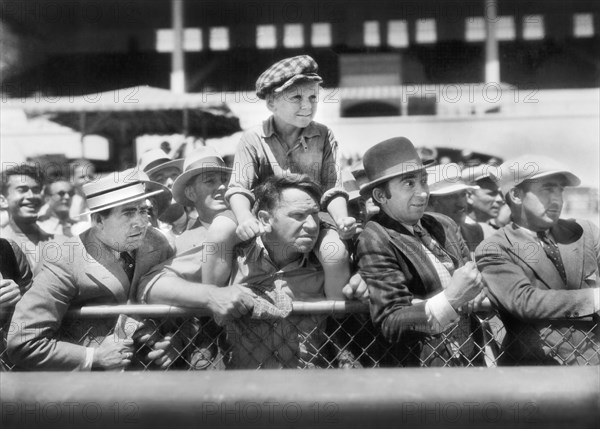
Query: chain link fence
[{"left": 1, "top": 302, "right": 598, "bottom": 370}]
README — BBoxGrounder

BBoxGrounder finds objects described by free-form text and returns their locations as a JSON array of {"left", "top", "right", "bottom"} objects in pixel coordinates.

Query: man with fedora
[
  {"left": 169, "top": 146, "right": 231, "bottom": 254},
  {"left": 462, "top": 164, "right": 506, "bottom": 238},
  {"left": 137, "top": 147, "right": 252, "bottom": 369},
  {"left": 425, "top": 163, "right": 484, "bottom": 253},
  {"left": 475, "top": 155, "right": 600, "bottom": 365},
  {"left": 8, "top": 169, "right": 174, "bottom": 370},
  {"left": 138, "top": 148, "right": 189, "bottom": 238},
  {"left": 356, "top": 137, "right": 485, "bottom": 367}
]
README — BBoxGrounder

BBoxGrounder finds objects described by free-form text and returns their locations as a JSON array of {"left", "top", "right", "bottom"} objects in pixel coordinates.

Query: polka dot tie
[{"left": 537, "top": 231, "right": 567, "bottom": 284}]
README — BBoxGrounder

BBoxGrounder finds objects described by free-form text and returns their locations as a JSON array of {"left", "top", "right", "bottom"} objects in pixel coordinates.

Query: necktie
[
  {"left": 119, "top": 251, "right": 136, "bottom": 282},
  {"left": 537, "top": 231, "right": 567, "bottom": 284},
  {"left": 413, "top": 223, "right": 455, "bottom": 272}
]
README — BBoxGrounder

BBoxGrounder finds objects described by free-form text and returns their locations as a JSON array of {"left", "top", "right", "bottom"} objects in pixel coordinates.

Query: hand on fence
[
  {"left": 445, "top": 262, "right": 484, "bottom": 311},
  {"left": 342, "top": 273, "right": 369, "bottom": 300},
  {"left": 0, "top": 279, "right": 21, "bottom": 309},
  {"left": 457, "top": 290, "right": 487, "bottom": 315},
  {"left": 93, "top": 336, "right": 134, "bottom": 370},
  {"left": 208, "top": 284, "right": 257, "bottom": 321},
  {"left": 146, "top": 336, "right": 181, "bottom": 369}
]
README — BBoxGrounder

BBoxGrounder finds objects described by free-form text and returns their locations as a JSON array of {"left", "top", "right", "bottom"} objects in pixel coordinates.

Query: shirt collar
[{"left": 256, "top": 235, "right": 310, "bottom": 271}]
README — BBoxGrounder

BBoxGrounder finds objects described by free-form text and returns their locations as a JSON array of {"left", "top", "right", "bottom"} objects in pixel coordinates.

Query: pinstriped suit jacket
[{"left": 357, "top": 211, "right": 473, "bottom": 366}]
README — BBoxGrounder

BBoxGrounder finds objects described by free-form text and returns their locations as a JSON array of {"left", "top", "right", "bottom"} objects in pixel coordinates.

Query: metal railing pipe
[{"left": 2, "top": 367, "right": 597, "bottom": 429}]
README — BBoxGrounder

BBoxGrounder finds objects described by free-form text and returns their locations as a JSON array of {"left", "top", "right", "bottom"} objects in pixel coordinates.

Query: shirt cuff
[
  {"left": 425, "top": 291, "right": 459, "bottom": 333},
  {"left": 321, "top": 187, "right": 349, "bottom": 209},
  {"left": 225, "top": 187, "right": 255, "bottom": 205},
  {"left": 594, "top": 288, "right": 600, "bottom": 313},
  {"left": 79, "top": 347, "right": 94, "bottom": 371}
]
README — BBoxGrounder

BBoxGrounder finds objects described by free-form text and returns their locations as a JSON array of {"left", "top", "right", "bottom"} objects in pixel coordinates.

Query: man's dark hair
[
  {"left": 254, "top": 174, "right": 322, "bottom": 214},
  {"left": 372, "top": 182, "right": 392, "bottom": 209},
  {"left": 91, "top": 208, "right": 113, "bottom": 223},
  {"left": 1, "top": 164, "right": 45, "bottom": 196},
  {"left": 43, "top": 176, "right": 73, "bottom": 197}
]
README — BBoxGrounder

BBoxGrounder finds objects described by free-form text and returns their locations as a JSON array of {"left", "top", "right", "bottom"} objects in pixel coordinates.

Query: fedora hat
[
  {"left": 81, "top": 168, "right": 170, "bottom": 216},
  {"left": 427, "top": 163, "right": 478, "bottom": 196},
  {"left": 360, "top": 137, "right": 434, "bottom": 196},
  {"left": 171, "top": 147, "right": 232, "bottom": 206},
  {"left": 138, "top": 149, "right": 184, "bottom": 177},
  {"left": 493, "top": 154, "right": 580, "bottom": 196}
]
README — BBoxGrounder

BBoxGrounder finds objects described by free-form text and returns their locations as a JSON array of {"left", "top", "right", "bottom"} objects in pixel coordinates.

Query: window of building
[
  {"left": 185, "top": 28, "right": 203, "bottom": 51},
  {"left": 574, "top": 13, "right": 594, "bottom": 37},
  {"left": 209, "top": 27, "right": 229, "bottom": 50},
  {"left": 257, "top": 25, "right": 277, "bottom": 49},
  {"left": 387, "top": 20, "right": 409, "bottom": 47},
  {"left": 465, "top": 17, "right": 486, "bottom": 41},
  {"left": 416, "top": 18, "right": 437, "bottom": 44},
  {"left": 364, "top": 21, "right": 380, "bottom": 47},
  {"left": 284, "top": 24, "right": 304, "bottom": 48},
  {"left": 523, "top": 15, "right": 544, "bottom": 40},
  {"left": 156, "top": 28, "right": 202, "bottom": 52},
  {"left": 496, "top": 16, "right": 516, "bottom": 40},
  {"left": 311, "top": 23, "right": 331, "bottom": 47}
]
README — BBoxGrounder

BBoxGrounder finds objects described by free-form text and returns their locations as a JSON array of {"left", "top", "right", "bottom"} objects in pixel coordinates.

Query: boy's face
[
  {"left": 268, "top": 81, "right": 319, "bottom": 129},
  {"left": 4, "top": 174, "right": 43, "bottom": 223}
]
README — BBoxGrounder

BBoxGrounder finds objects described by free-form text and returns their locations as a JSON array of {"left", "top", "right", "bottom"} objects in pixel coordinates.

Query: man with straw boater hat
[
  {"left": 8, "top": 169, "right": 174, "bottom": 371},
  {"left": 356, "top": 137, "right": 485, "bottom": 367}
]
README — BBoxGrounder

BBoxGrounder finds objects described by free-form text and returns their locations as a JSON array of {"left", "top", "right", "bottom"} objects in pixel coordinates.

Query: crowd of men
[
  {"left": 1, "top": 55, "right": 598, "bottom": 370},
  {"left": 1, "top": 137, "right": 598, "bottom": 370}
]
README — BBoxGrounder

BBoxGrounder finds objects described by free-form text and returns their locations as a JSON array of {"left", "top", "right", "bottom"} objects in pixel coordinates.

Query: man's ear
[
  {"left": 372, "top": 188, "right": 385, "bottom": 205},
  {"left": 507, "top": 188, "right": 522, "bottom": 206},
  {"left": 466, "top": 190, "right": 474, "bottom": 205},
  {"left": 257, "top": 209, "right": 273, "bottom": 233},
  {"left": 183, "top": 185, "right": 195, "bottom": 203},
  {"left": 0, "top": 195, "right": 8, "bottom": 210}
]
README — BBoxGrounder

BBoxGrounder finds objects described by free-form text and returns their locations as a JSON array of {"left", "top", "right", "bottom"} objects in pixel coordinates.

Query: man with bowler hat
[
  {"left": 8, "top": 169, "right": 174, "bottom": 370},
  {"left": 476, "top": 155, "right": 600, "bottom": 365},
  {"left": 356, "top": 137, "right": 485, "bottom": 366}
]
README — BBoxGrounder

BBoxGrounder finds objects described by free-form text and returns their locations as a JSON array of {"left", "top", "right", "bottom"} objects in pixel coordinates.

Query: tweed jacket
[
  {"left": 357, "top": 211, "right": 475, "bottom": 366},
  {"left": 475, "top": 219, "right": 600, "bottom": 365},
  {"left": 8, "top": 227, "right": 173, "bottom": 370}
]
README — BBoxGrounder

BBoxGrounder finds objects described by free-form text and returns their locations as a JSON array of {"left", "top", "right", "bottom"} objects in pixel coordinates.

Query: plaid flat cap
[{"left": 256, "top": 55, "right": 323, "bottom": 99}]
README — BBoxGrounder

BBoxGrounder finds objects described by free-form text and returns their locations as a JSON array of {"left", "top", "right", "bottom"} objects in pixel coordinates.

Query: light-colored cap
[
  {"left": 427, "top": 163, "right": 478, "bottom": 196},
  {"left": 461, "top": 164, "right": 502, "bottom": 185},
  {"left": 493, "top": 154, "right": 581, "bottom": 195},
  {"left": 171, "top": 146, "right": 232, "bottom": 206},
  {"left": 138, "top": 149, "right": 184, "bottom": 177}
]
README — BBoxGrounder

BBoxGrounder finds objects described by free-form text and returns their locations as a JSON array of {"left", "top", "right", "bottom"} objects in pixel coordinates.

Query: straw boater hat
[
  {"left": 427, "top": 163, "right": 478, "bottom": 196},
  {"left": 81, "top": 168, "right": 171, "bottom": 216},
  {"left": 360, "top": 137, "right": 435, "bottom": 196},
  {"left": 138, "top": 149, "right": 184, "bottom": 177},
  {"left": 492, "top": 154, "right": 581, "bottom": 196},
  {"left": 171, "top": 147, "right": 232, "bottom": 206}
]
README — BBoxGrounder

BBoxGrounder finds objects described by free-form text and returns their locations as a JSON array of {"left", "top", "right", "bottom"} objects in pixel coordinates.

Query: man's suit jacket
[
  {"left": 475, "top": 219, "right": 600, "bottom": 365},
  {"left": 8, "top": 227, "right": 173, "bottom": 370},
  {"left": 357, "top": 211, "right": 475, "bottom": 366}
]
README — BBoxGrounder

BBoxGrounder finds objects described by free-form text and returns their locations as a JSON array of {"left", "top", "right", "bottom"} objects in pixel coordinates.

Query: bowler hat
[
  {"left": 427, "top": 163, "right": 478, "bottom": 196},
  {"left": 138, "top": 149, "right": 184, "bottom": 177},
  {"left": 81, "top": 169, "right": 170, "bottom": 216},
  {"left": 360, "top": 137, "right": 434, "bottom": 196},
  {"left": 256, "top": 55, "right": 322, "bottom": 99},
  {"left": 493, "top": 154, "right": 581, "bottom": 196},
  {"left": 171, "top": 147, "right": 232, "bottom": 206}
]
